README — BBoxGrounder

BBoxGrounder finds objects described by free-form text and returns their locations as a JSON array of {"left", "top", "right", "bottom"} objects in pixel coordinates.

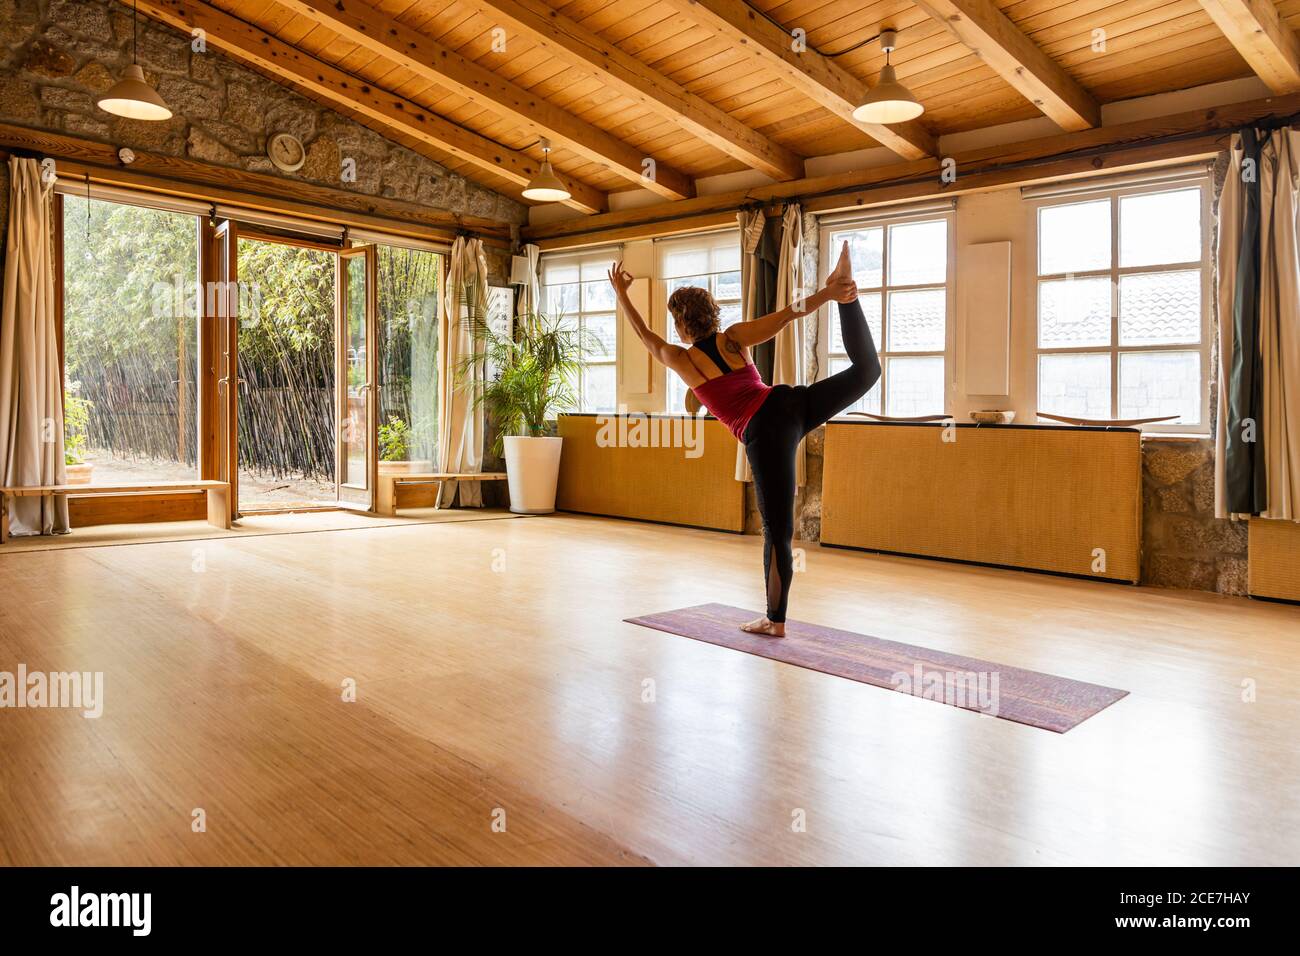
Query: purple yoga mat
[{"left": 624, "top": 603, "right": 1127, "bottom": 733}]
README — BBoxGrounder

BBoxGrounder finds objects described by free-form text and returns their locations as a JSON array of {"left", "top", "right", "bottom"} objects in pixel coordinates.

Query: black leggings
[{"left": 742, "top": 299, "right": 881, "bottom": 622}]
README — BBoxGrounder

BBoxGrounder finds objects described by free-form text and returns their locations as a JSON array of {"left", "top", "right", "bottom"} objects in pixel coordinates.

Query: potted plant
[
  {"left": 461, "top": 311, "right": 587, "bottom": 514},
  {"left": 377, "top": 415, "right": 434, "bottom": 476},
  {"left": 63, "top": 386, "right": 94, "bottom": 485}
]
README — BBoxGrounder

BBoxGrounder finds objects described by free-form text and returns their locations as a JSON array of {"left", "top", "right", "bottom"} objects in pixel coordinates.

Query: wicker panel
[
  {"left": 821, "top": 423, "right": 1142, "bottom": 582},
  {"left": 556, "top": 414, "right": 745, "bottom": 532},
  {"left": 1248, "top": 519, "right": 1300, "bottom": 602}
]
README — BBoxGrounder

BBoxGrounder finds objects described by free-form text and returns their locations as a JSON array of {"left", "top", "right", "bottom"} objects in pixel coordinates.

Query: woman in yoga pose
[{"left": 609, "top": 243, "right": 880, "bottom": 636}]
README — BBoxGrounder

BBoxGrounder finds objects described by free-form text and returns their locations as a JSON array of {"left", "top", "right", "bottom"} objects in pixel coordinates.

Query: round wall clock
[{"left": 267, "top": 132, "right": 306, "bottom": 173}]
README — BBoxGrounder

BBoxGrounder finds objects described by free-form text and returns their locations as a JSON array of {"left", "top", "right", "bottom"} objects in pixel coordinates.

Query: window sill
[{"left": 1140, "top": 433, "right": 1211, "bottom": 443}]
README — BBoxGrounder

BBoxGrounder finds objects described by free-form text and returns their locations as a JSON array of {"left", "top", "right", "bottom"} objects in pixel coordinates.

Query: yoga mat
[{"left": 624, "top": 603, "right": 1127, "bottom": 733}]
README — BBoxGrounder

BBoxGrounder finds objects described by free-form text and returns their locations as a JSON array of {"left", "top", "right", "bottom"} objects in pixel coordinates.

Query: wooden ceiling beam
[
  {"left": 1197, "top": 0, "right": 1300, "bottom": 93},
  {"left": 910, "top": 0, "right": 1100, "bottom": 130},
  {"left": 659, "top": 0, "right": 936, "bottom": 160},
  {"left": 124, "top": 0, "right": 607, "bottom": 213},
  {"left": 271, "top": 0, "right": 695, "bottom": 200},
  {"left": 0, "top": 121, "right": 514, "bottom": 243},
  {"left": 466, "top": 0, "right": 804, "bottom": 181},
  {"left": 522, "top": 90, "right": 1300, "bottom": 245}
]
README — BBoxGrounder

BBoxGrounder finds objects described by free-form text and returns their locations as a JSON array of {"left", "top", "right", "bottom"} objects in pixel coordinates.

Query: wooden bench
[
  {"left": 0, "top": 480, "right": 231, "bottom": 544},
  {"left": 376, "top": 472, "right": 507, "bottom": 516}
]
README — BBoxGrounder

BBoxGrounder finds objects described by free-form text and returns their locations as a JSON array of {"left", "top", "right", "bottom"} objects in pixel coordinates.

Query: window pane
[
  {"left": 1038, "top": 352, "right": 1111, "bottom": 420},
  {"left": 831, "top": 293, "right": 881, "bottom": 354},
  {"left": 831, "top": 227, "right": 883, "bottom": 289},
  {"left": 547, "top": 282, "right": 578, "bottom": 316},
  {"left": 712, "top": 245, "right": 741, "bottom": 273},
  {"left": 714, "top": 270, "right": 742, "bottom": 301},
  {"left": 885, "top": 355, "right": 945, "bottom": 417},
  {"left": 889, "top": 220, "right": 947, "bottom": 286},
  {"left": 718, "top": 301, "right": 742, "bottom": 328},
  {"left": 830, "top": 356, "right": 881, "bottom": 415},
  {"left": 663, "top": 247, "right": 709, "bottom": 279},
  {"left": 887, "top": 288, "right": 945, "bottom": 352},
  {"left": 378, "top": 245, "right": 440, "bottom": 471},
  {"left": 667, "top": 373, "right": 688, "bottom": 414},
  {"left": 582, "top": 278, "right": 615, "bottom": 312},
  {"left": 1119, "top": 270, "right": 1201, "bottom": 346},
  {"left": 584, "top": 313, "right": 616, "bottom": 360},
  {"left": 1038, "top": 276, "right": 1111, "bottom": 348},
  {"left": 579, "top": 257, "right": 613, "bottom": 282},
  {"left": 1119, "top": 351, "right": 1201, "bottom": 425},
  {"left": 1120, "top": 188, "right": 1200, "bottom": 268},
  {"left": 62, "top": 196, "right": 200, "bottom": 485},
  {"left": 1039, "top": 200, "right": 1110, "bottom": 275},
  {"left": 583, "top": 364, "right": 616, "bottom": 413},
  {"left": 544, "top": 262, "right": 579, "bottom": 286}
]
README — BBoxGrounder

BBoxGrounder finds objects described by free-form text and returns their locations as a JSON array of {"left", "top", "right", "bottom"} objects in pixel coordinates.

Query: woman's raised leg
[{"left": 801, "top": 297, "right": 881, "bottom": 432}]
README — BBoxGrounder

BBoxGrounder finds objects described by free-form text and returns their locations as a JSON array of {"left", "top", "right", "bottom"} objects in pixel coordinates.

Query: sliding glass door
[
  {"left": 336, "top": 246, "right": 378, "bottom": 510},
  {"left": 213, "top": 219, "right": 239, "bottom": 520}
]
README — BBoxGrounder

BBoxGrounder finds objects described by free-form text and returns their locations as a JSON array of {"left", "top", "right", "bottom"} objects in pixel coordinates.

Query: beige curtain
[
  {"left": 1258, "top": 130, "right": 1300, "bottom": 520},
  {"left": 516, "top": 242, "right": 541, "bottom": 321},
  {"left": 0, "top": 157, "right": 69, "bottom": 536},
  {"left": 436, "top": 235, "right": 489, "bottom": 507},
  {"left": 734, "top": 204, "right": 806, "bottom": 484},
  {"left": 1214, "top": 140, "right": 1242, "bottom": 520}
]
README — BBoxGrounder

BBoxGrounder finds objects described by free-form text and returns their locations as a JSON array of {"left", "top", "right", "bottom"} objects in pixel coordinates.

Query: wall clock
[{"left": 267, "top": 132, "right": 306, "bottom": 173}]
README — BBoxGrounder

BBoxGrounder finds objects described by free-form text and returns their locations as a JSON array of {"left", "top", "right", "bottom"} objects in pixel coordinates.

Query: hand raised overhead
[{"left": 607, "top": 261, "right": 634, "bottom": 296}]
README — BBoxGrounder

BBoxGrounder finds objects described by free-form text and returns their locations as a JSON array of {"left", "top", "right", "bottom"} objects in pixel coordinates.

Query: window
[
  {"left": 540, "top": 248, "right": 619, "bottom": 412},
  {"left": 376, "top": 243, "right": 441, "bottom": 469},
  {"left": 1034, "top": 179, "right": 1210, "bottom": 431},
  {"left": 819, "top": 213, "right": 950, "bottom": 417},
  {"left": 61, "top": 193, "right": 201, "bottom": 484},
  {"left": 657, "top": 231, "right": 742, "bottom": 413}
]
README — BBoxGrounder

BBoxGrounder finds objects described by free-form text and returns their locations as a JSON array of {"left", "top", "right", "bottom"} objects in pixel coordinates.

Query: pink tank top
[{"left": 691, "top": 363, "right": 772, "bottom": 443}]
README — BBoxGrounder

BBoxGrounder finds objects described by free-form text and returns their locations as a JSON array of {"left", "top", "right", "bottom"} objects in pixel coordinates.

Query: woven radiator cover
[
  {"left": 1248, "top": 518, "right": 1300, "bottom": 602},
  {"left": 821, "top": 422, "right": 1142, "bottom": 582},
  {"left": 556, "top": 414, "right": 746, "bottom": 532}
]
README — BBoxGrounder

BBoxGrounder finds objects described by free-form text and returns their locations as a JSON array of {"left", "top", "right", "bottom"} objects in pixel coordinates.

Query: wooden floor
[{"left": 1, "top": 512, "right": 1297, "bottom": 866}]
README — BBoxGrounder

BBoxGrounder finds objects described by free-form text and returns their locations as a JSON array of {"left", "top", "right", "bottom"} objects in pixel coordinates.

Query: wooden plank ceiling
[{"left": 125, "top": 0, "right": 1295, "bottom": 216}]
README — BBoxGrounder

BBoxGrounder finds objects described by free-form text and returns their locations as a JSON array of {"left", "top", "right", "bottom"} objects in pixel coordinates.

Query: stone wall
[
  {"left": 1142, "top": 437, "right": 1249, "bottom": 595},
  {"left": 0, "top": 0, "right": 525, "bottom": 270}
]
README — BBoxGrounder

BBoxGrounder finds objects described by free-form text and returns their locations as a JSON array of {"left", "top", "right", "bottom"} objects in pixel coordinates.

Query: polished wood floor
[{"left": 1, "top": 512, "right": 1297, "bottom": 865}]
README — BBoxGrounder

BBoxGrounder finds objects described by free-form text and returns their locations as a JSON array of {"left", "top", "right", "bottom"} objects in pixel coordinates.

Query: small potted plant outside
[
  {"left": 377, "top": 415, "right": 434, "bottom": 476},
  {"left": 461, "top": 310, "right": 588, "bottom": 515},
  {"left": 63, "top": 387, "right": 94, "bottom": 485}
]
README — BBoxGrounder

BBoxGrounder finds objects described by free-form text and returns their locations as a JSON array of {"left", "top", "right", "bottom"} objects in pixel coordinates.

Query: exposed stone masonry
[{"left": 0, "top": 0, "right": 525, "bottom": 271}]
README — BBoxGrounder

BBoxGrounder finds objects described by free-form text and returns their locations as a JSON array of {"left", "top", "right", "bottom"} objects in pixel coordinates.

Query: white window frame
[
  {"left": 1030, "top": 175, "right": 1212, "bottom": 434},
  {"left": 816, "top": 207, "right": 954, "bottom": 418},
  {"left": 539, "top": 245, "right": 621, "bottom": 413},
  {"left": 654, "top": 229, "right": 743, "bottom": 414}
]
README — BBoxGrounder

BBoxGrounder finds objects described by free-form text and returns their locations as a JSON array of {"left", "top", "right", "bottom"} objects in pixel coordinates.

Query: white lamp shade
[
  {"left": 97, "top": 64, "right": 172, "bottom": 121},
  {"left": 521, "top": 159, "right": 571, "bottom": 203},
  {"left": 852, "top": 64, "right": 924, "bottom": 125}
]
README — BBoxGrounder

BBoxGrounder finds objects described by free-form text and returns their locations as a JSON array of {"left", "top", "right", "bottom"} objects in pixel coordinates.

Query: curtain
[
  {"left": 436, "top": 235, "right": 489, "bottom": 507},
  {"left": 1216, "top": 129, "right": 1300, "bottom": 520},
  {"left": 734, "top": 204, "right": 806, "bottom": 484},
  {"left": 515, "top": 242, "right": 541, "bottom": 322},
  {"left": 0, "top": 156, "right": 69, "bottom": 536},
  {"left": 1218, "top": 129, "right": 1268, "bottom": 516},
  {"left": 1258, "top": 130, "right": 1300, "bottom": 519}
]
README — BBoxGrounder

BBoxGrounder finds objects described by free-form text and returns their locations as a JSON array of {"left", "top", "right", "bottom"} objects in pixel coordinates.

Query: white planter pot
[{"left": 504, "top": 435, "right": 562, "bottom": 514}]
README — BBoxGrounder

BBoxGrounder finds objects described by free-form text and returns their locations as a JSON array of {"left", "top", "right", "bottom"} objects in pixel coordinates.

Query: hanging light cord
[
  {"left": 747, "top": 3, "right": 882, "bottom": 58},
  {"left": 132, "top": 0, "right": 138, "bottom": 64}
]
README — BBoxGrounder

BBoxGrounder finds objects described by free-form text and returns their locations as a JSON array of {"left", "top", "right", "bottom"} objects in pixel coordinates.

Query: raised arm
[
  {"left": 608, "top": 262, "right": 686, "bottom": 369},
  {"left": 724, "top": 267, "right": 858, "bottom": 350}
]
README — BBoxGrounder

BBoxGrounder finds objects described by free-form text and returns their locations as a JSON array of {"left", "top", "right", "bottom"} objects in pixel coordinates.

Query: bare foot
[
  {"left": 829, "top": 240, "right": 852, "bottom": 282},
  {"left": 741, "top": 616, "right": 786, "bottom": 638}
]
